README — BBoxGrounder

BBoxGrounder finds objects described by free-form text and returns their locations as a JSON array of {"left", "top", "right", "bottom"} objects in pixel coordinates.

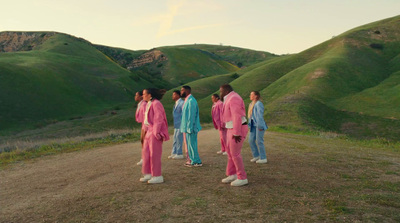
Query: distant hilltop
[{"left": 0, "top": 32, "right": 87, "bottom": 52}]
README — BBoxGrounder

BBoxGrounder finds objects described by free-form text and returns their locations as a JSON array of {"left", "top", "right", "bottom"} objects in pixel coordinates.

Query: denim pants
[
  {"left": 171, "top": 128, "right": 183, "bottom": 155},
  {"left": 248, "top": 127, "right": 266, "bottom": 160}
]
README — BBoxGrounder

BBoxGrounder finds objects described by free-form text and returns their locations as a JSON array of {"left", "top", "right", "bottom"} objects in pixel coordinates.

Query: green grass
[
  {"left": 0, "top": 33, "right": 152, "bottom": 132},
  {"left": 0, "top": 102, "right": 142, "bottom": 139},
  {"left": 329, "top": 70, "right": 400, "bottom": 119},
  {"left": 171, "top": 43, "right": 278, "bottom": 67},
  {"left": 161, "top": 73, "right": 239, "bottom": 124},
  {"left": 159, "top": 46, "right": 240, "bottom": 84}
]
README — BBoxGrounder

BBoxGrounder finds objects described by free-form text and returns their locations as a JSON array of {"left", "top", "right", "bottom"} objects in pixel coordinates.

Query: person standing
[
  {"left": 139, "top": 88, "right": 169, "bottom": 184},
  {"left": 220, "top": 84, "right": 248, "bottom": 187},
  {"left": 180, "top": 86, "right": 202, "bottom": 167},
  {"left": 169, "top": 90, "right": 184, "bottom": 159},
  {"left": 135, "top": 91, "right": 147, "bottom": 166},
  {"left": 248, "top": 91, "right": 268, "bottom": 164},
  {"left": 211, "top": 94, "right": 227, "bottom": 155}
]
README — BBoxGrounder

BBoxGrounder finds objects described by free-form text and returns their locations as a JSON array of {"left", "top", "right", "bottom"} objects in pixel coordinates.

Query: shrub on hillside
[
  {"left": 129, "top": 74, "right": 140, "bottom": 82},
  {"left": 231, "top": 73, "right": 239, "bottom": 79},
  {"left": 370, "top": 43, "right": 384, "bottom": 50}
]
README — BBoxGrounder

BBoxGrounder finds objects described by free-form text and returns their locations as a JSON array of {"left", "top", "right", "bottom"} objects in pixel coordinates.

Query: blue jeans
[
  {"left": 171, "top": 128, "right": 183, "bottom": 155},
  {"left": 248, "top": 127, "right": 266, "bottom": 160}
]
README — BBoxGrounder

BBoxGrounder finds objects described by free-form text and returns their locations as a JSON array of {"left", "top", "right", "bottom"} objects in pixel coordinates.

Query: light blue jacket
[
  {"left": 248, "top": 101, "right": 268, "bottom": 131},
  {"left": 173, "top": 98, "right": 184, "bottom": 129},
  {"left": 180, "top": 95, "right": 202, "bottom": 134}
]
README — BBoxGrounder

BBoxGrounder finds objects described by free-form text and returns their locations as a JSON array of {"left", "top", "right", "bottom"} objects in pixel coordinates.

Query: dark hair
[
  {"left": 252, "top": 91, "right": 260, "bottom": 98},
  {"left": 220, "top": 84, "right": 233, "bottom": 92},
  {"left": 145, "top": 88, "right": 166, "bottom": 100},
  {"left": 182, "top": 85, "right": 191, "bottom": 93},
  {"left": 136, "top": 91, "right": 143, "bottom": 96},
  {"left": 252, "top": 91, "right": 260, "bottom": 97},
  {"left": 173, "top": 90, "right": 181, "bottom": 96},
  {"left": 212, "top": 94, "right": 220, "bottom": 99}
]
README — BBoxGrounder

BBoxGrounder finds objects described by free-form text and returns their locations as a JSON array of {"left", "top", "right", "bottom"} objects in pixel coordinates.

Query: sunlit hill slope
[{"left": 161, "top": 15, "right": 400, "bottom": 141}]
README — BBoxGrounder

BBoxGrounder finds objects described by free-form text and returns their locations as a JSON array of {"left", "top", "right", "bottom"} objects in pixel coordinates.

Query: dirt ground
[{"left": 1, "top": 129, "right": 399, "bottom": 222}]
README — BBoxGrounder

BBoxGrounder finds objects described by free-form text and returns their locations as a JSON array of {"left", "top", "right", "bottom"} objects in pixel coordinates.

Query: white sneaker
[
  {"left": 137, "top": 159, "right": 143, "bottom": 166},
  {"left": 139, "top": 174, "right": 151, "bottom": 182},
  {"left": 148, "top": 176, "right": 164, "bottom": 184},
  {"left": 221, "top": 175, "right": 237, "bottom": 183},
  {"left": 222, "top": 152, "right": 227, "bottom": 155},
  {"left": 217, "top": 151, "right": 223, "bottom": 154},
  {"left": 168, "top": 154, "right": 176, "bottom": 159},
  {"left": 250, "top": 157, "right": 259, "bottom": 162},
  {"left": 231, "top": 179, "right": 248, "bottom": 187},
  {"left": 256, "top": 159, "right": 267, "bottom": 164},
  {"left": 172, "top": 154, "right": 184, "bottom": 159}
]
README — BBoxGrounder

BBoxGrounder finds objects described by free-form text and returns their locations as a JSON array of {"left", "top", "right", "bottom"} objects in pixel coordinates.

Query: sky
[{"left": 1, "top": 0, "right": 399, "bottom": 54}]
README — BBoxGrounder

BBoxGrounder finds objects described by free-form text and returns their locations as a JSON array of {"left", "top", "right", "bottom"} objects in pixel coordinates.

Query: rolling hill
[
  {"left": 0, "top": 32, "right": 153, "bottom": 132},
  {"left": 178, "top": 15, "right": 400, "bottom": 141},
  {"left": 1, "top": 15, "right": 399, "bottom": 141},
  {"left": 95, "top": 43, "right": 277, "bottom": 88},
  {"left": 0, "top": 32, "right": 276, "bottom": 134}
]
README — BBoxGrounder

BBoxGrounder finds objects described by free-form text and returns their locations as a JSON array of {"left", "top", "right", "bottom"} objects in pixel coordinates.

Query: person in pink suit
[
  {"left": 219, "top": 84, "right": 249, "bottom": 187},
  {"left": 135, "top": 91, "right": 147, "bottom": 166},
  {"left": 211, "top": 94, "right": 227, "bottom": 155},
  {"left": 140, "top": 88, "right": 170, "bottom": 184}
]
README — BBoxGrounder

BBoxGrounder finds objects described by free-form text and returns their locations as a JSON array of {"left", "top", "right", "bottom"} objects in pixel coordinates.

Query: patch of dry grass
[{"left": 0, "top": 128, "right": 138, "bottom": 152}]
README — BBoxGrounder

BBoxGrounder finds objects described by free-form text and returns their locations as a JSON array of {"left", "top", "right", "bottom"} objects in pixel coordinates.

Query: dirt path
[
  {"left": 1, "top": 128, "right": 239, "bottom": 222},
  {"left": 1, "top": 129, "right": 399, "bottom": 222}
]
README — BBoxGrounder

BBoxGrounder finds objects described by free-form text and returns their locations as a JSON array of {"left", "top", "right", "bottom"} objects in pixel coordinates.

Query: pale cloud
[
  {"left": 131, "top": 0, "right": 225, "bottom": 39},
  {"left": 156, "top": 0, "right": 186, "bottom": 38}
]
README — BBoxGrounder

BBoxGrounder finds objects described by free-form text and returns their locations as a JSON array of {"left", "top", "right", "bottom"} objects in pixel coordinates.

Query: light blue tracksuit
[
  {"left": 180, "top": 95, "right": 202, "bottom": 164},
  {"left": 172, "top": 98, "right": 184, "bottom": 155},
  {"left": 248, "top": 101, "right": 268, "bottom": 160}
]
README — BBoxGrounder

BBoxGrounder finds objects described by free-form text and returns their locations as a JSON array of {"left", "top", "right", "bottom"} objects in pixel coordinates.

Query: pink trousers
[
  {"left": 219, "top": 128, "right": 227, "bottom": 152},
  {"left": 226, "top": 126, "right": 248, "bottom": 180},
  {"left": 142, "top": 131, "right": 163, "bottom": 176}
]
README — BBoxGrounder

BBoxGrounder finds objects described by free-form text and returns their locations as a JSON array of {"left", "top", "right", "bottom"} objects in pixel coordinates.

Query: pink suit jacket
[
  {"left": 135, "top": 100, "right": 147, "bottom": 123},
  {"left": 222, "top": 91, "right": 247, "bottom": 137},
  {"left": 144, "top": 99, "right": 170, "bottom": 141},
  {"left": 212, "top": 100, "right": 224, "bottom": 130}
]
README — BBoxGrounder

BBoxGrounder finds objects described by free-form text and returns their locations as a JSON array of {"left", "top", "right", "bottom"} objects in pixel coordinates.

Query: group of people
[{"left": 134, "top": 84, "right": 268, "bottom": 186}]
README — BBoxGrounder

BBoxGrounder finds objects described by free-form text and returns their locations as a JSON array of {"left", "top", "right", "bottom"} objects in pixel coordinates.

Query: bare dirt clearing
[{"left": 1, "top": 129, "right": 399, "bottom": 222}]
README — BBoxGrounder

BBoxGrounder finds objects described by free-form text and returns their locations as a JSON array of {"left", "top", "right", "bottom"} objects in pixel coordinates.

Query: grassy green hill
[
  {"left": 175, "top": 44, "right": 277, "bottom": 68},
  {"left": 0, "top": 33, "right": 276, "bottom": 136},
  {"left": 1, "top": 15, "right": 399, "bottom": 142},
  {"left": 96, "top": 44, "right": 278, "bottom": 88},
  {"left": 181, "top": 15, "right": 400, "bottom": 141},
  {"left": 0, "top": 32, "right": 152, "bottom": 132}
]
